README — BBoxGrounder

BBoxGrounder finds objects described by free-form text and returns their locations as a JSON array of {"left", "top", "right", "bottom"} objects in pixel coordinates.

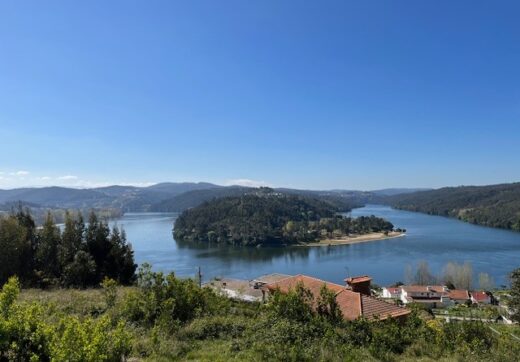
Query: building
[
  {"left": 263, "top": 274, "right": 410, "bottom": 321},
  {"left": 447, "top": 289, "right": 471, "bottom": 304},
  {"left": 471, "top": 291, "right": 492, "bottom": 305},
  {"left": 381, "top": 287, "right": 401, "bottom": 299},
  {"left": 381, "top": 285, "right": 471, "bottom": 308}
]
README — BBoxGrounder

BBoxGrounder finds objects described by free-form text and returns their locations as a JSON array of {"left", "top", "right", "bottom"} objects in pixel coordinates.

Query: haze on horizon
[{"left": 1, "top": 1, "right": 519, "bottom": 191}]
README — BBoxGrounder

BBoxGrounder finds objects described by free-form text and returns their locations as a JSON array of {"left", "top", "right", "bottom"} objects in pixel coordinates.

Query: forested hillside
[
  {"left": 387, "top": 182, "right": 520, "bottom": 231},
  {"left": 174, "top": 191, "right": 394, "bottom": 246}
]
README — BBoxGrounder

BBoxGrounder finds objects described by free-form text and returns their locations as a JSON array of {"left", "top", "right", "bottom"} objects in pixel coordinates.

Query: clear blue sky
[{"left": 1, "top": 1, "right": 519, "bottom": 190}]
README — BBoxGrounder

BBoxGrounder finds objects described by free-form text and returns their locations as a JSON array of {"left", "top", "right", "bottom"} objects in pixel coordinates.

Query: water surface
[{"left": 111, "top": 205, "right": 520, "bottom": 287}]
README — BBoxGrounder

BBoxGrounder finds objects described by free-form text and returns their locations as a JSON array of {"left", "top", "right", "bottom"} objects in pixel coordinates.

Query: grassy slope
[{"left": 18, "top": 287, "right": 520, "bottom": 362}]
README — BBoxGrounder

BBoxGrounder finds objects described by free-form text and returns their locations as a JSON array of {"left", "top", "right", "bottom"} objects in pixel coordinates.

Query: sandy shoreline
[{"left": 300, "top": 231, "right": 405, "bottom": 247}]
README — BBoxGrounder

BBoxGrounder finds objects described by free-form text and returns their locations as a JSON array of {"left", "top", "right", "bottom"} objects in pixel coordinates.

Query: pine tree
[
  {"left": 35, "top": 212, "right": 62, "bottom": 281},
  {"left": 86, "top": 212, "right": 110, "bottom": 282},
  {"left": 60, "top": 211, "right": 85, "bottom": 267}
]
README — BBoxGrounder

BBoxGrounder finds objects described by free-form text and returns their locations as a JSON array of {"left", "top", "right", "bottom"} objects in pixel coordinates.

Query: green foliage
[
  {"left": 4, "top": 268, "right": 520, "bottom": 361},
  {"left": 269, "top": 282, "right": 315, "bottom": 323},
  {"left": 510, "top": 267, "right": 520, "bottom": 323},
  {"left": 0, "top": 217, "right": 29, "bottom": 285},
  {"left": 174, "top": 192, "right": 394, "bottom": 246},
  {"left": 316, "top": 284, "right": 343, "bottom": 324},
  {"left": 101, "top": 278, "right": 118, "bottom": 309},
  {"left": 49, "top": 315, "right": 131, "bottom": 362},
  {"left": 0, "top": 277, "right": 20, "bottom": 318},
  {"left": 122, "top": 264, "right": 229, "bottom": 328},
  {"left": 0, "top": 210, "right": 136, "bottom": 288}
]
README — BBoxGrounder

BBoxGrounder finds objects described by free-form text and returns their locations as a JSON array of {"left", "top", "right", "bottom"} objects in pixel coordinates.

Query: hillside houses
[{"left": 381, "top": 285, "right": 492, "bottom": 308}]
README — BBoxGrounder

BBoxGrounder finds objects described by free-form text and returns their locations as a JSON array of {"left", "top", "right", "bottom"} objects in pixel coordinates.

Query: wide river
[{"left": 110, "top": 205, "right": 520, "bottom": 287}]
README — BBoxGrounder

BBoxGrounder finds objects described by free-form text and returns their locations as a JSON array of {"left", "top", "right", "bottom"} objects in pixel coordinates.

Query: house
[
  {"left": 471, "top": 291, "right": 492, "bottom": 305},
  {"left": 447, "top": 289, "right": 471, "bottom": 305},
  {"left": 400, "top": 285, "right": 451, "bottom": 308},
  {"left": 263, "top": 274, "right": 410, "bottom": 321},
  {"left": 381, "top": 287, "right": 401, "bottom": 299},
  {"left": 381, "top": 285, "right": 471, "bottom": 308}
]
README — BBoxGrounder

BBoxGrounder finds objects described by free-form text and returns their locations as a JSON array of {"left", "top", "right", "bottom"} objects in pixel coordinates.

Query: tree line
[
  {"left": 401, "top": 261, "right": 495, "bottom": 291},
  {"left": 0, "top": 208, "right": 136, "bottom": 288},
  {"left": 387, "top": 182, "right": 520, "bottom": 231},
  {"left": 174, "top": 193, "right": 395, "bottom": 246}
]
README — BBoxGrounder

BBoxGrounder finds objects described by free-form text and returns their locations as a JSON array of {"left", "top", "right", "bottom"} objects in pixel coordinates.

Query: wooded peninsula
[{"left": 173, "top": 190, "right": 398, "bottom": 247}]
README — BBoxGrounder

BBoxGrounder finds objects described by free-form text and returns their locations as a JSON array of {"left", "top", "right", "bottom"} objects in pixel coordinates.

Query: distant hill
[
  {"left": 370, "top": 188, "right": 432, "bottom": 196},
  {"left": 0, "top": 182, "right": 443, "bottom": 219},
  {"left": 150, "top": 186, "right": 251, "bottom": 212},
  {"left": 387, "top": 182, "right": 520, "bottom": 231},
  {"left": 173, "top": 191, "right": 394, "bottom": 246},
  {"left": 0, "top": 182, "right": 224, "bottom": 213},
  {"left": 146, "top": 182, "right": 221, "bottom": 195},
  {"left": 0, "top": 187, "right": 112, "bottom": 208}
]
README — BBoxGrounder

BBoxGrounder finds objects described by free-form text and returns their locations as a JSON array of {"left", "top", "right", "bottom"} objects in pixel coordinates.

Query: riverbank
[{"left": 301, "top": 231, "right": 405, "bottom": 247}]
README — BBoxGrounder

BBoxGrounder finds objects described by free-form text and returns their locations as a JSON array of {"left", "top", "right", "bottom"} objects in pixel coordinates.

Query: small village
[{"left": 206, "top": 273, "right": 516, "bottom": 325}]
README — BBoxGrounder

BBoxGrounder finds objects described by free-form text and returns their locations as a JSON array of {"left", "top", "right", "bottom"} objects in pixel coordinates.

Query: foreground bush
[{"left": 2, "top": 270, "right": 520, "bottom": 361}]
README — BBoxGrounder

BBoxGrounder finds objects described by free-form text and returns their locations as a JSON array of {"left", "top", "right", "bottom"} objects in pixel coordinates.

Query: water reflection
[{"left": 113, "top": 206, "right": 520, "bottom": 286}]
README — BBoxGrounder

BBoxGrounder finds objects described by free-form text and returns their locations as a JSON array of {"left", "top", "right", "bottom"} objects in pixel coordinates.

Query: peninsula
[{"left": 173, "top": 190, "right": 400, "bottom": 247}]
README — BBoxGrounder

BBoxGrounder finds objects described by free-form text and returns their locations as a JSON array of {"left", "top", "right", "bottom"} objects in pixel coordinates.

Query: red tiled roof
[
  {"left": 448, "top": 289, "right": 470, "bottom": 301},
  {"left": 265, "top": 274, "right": 345, "bottom": 296},
  {"left": 471, "top": 291, "right": 490, "bottom": 302},
  {"left": 264, "top": 274, "right": 410, "bottom": 321},
  {"left": 345, "top": 275, "right": 372, "bottom": 284},
  {"left": 360, "top": 294, "right": 410, "bottom": 320},
  {"left": 335, "top": 289, "right": 362, "bottom": 320}
]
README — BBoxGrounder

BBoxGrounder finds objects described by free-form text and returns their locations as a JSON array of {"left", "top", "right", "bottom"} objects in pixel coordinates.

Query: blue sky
[{"left": 1, "top": 1, "right": 519, "bottom": 190}]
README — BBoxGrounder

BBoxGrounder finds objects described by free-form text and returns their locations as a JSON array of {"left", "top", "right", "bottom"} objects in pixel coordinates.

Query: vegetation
[
  {"left": 174, "top": 191, "right": 394, "bottom": 246},
  {"left": 0, "top": 208, "right": 136, "bottom": 288},
  {"left": 0, "top": 183, "right": 371, "bottom": 216},
  {"left": 510, "top": 268, "right": 520, "bottom": 323},
  {"left": 2, "top": 266, "right": 520, "bottom": 361},
  {"left": 387, "top": 182, "right": 520, "bottom": 231}
]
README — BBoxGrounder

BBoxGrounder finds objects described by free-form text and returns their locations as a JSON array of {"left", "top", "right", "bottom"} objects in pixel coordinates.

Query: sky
[{"left": 1, "top": 1, "right": 519, "bottom": 190}]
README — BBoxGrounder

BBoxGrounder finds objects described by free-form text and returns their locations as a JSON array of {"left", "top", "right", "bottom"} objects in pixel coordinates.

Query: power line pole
[{"left": 198, "top": 266, "right": 202, "bottom": 288}]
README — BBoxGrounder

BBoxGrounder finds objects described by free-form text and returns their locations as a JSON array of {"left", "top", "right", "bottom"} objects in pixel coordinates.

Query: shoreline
[{"left": 299, "top": 231, "right": 405, "bottom": 247}]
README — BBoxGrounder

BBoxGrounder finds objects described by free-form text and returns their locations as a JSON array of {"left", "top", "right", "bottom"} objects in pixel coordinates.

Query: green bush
[
  {"left": 180, "top": 315, "right": 248, "bottom": 340},
  {"left": 49, "top": 315, "right": 131, "bottom": 362}
]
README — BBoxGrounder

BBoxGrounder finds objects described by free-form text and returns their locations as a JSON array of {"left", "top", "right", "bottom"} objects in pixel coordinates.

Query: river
[{"left": 110, "top": 205, "right": 520, "bottom": 287}]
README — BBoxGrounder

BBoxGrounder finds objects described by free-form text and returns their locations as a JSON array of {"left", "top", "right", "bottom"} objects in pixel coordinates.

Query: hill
[
  {"left": 387, "top": 182, "right": 520, "bottom": 231},
  {"left": 0, "top": 182, "right": 223, "bottom": 214},
  {"left": 173, "top": 190, "right": 394, "bottom": 246},
  {"left": 371, "top": 188, "right": 432, "bottom": 196},
  {"left": 150, "top": 186, "right": 251, "bottom": 212}
]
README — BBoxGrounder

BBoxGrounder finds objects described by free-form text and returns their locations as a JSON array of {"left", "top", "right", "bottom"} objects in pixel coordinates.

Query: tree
[
  {"left": 86, "top": 212, "right": 111, "bottom": 281},
  {"left": 35, "top": 212, "right": 62, "bottom": 280},
  {"left": 414, "top": 261, "right": 436, "bottom": 285},
  {"left": 63, "top": 251, "right": 97, "bottom": 288},
  {"left": 0, "top": 217, "right": 27, "bottom": 285},
  {"left": 442, "top": 262, "right": 473, "bottom": 290},
  {"left": 316, "top": 284, "right": 343, "bottom": 324},
  {"left": 478, "top": 272, "right": 494, "bottom": 291},
  {"left": 60, "top": 211, "right": 84, "bottom": 267},
  {"left": 509, "top": 268, "right": 520, "bottom": 323}
]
